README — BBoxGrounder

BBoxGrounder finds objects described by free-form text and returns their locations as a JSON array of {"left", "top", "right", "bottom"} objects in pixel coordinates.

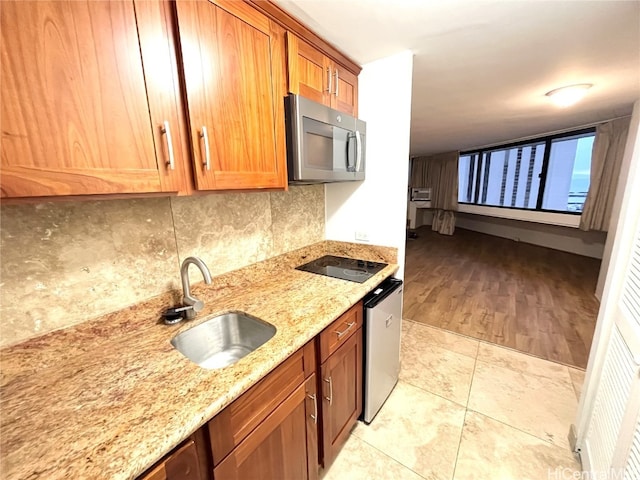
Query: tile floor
[{"left": 322, "top": 320, "right": 583, "bottom": 480}]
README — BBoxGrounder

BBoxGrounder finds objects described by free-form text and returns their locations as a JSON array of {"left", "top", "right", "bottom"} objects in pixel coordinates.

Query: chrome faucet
[{"left": 180, "top": 256, "right": 212, "bottom": 320}]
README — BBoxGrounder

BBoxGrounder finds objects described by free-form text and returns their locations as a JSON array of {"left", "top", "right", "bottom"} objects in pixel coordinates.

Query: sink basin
[{"left": 171, "top": 312, "right": 276, "bottom": 369}]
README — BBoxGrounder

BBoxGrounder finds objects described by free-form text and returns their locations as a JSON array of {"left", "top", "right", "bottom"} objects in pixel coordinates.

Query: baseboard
[{"left": 568, "top": 423, "right": 579, "bottom": 452}]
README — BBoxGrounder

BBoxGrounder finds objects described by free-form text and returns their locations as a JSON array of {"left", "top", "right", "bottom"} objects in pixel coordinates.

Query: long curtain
[
  {"left": 580, "top": 117, "right": 631, "bottom": 231},
  {"left": 411, "top": 151, "right": 459, "bottom": 235}
]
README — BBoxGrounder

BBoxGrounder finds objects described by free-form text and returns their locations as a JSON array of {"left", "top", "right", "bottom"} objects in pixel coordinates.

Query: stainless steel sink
[{"left": 170, "top": 312, "right": 276, "bottom": 369}]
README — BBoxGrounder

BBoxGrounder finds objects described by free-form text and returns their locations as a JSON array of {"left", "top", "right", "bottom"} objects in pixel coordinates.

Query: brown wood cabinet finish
[
  {"left": 208, "top": 348, "right": 306, "bottom": 465},
  {"left": 211, "top": 340, "right": 318, "bottom": 479},
  {"left": 247, "top": 0, "right": 361, "bottom": 77},
  {"left": 139, "top": 438, "right": 204, "bottom": 480},
  {"left": 1, "top": 0, "right": 360, "bottom": 200},
  {"left": 213, "top": 382, "right": 308, "bottom": 480},
  {"left": 304, "top": 374, "right": 320, "bottom": 480},
  {"left": 286, "top": 32, "right": 329, "bottom": 106},
  {"left": 318, "top": 302, "right": 363, "bottom": 363},
  {"left": 319, "top": 326, "right": 363, "bottom": 469},
  {"left": 0, "top": 0, "right": 168, "bottom": 198},
  {"left": 286, "top": 32, "right": 358, "bottom": 117},
  {"left": 331, "top": 67, "right": 358, "bottom": 117},
  {"left": 134, "top": 0, "right": 193, "bottom": 194},
  {"left": 174, "top": 0, "right": 286, "bottom": 191}
]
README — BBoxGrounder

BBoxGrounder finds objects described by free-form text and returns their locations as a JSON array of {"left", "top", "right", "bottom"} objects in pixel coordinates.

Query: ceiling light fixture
[{"left": 545, "top": 83, "right": 593, "bottom": 107}]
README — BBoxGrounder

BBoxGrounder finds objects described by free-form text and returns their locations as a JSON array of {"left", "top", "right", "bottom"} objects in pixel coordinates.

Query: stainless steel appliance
[
  {"left": 362, "top": 277, "right": 403, "bottom": 423},
  {"left": 295, "top": 255, "right": 386, "bottom": 283},
  {"left": 286, "top": 94, "right": 366, "bottom": 184}
]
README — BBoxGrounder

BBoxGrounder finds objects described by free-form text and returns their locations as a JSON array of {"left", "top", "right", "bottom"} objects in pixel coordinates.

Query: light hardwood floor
[{"left": 403, "top": 227, "right": 601, "bottom": 368}]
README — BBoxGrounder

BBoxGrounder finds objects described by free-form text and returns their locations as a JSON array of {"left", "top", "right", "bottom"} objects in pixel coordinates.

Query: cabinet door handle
[
  {"left": 334, "top": 68, "right": 339, "bottom": 96},
  {"left": 324, "top": 377, "right": 333, "bottom": 406},
  {"left": 308, "top": 393, "right": 318, "bottom": 424},
  {"left": 327, "top": 66, "right": 332, "bottom": 94},
  {"left": 200, "top": 126, "right": 210, "bottom": 171},
  {"left": 335, "top": 321, "right": 355, "bottom": 339},
  {"left": 160, "top": 121, "right": 175, "bottom": 170}
]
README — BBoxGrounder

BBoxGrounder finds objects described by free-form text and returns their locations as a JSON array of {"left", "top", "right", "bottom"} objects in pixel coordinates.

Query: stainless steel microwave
[{"left": 286, "top": 94, "right": 366, "bottom": 183}]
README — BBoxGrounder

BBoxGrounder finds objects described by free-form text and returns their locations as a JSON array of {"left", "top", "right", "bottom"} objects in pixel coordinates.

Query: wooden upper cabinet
[
  {"left": 174, "top": 0, "right": 286, "bottom": 191},
  {"left": 331, "top": 67, "right": 358, "bottom": 117},
  {"left": 0, "top": 0, "right": 183, "bottom": 198},
  {"left": 134, "top": 0, "right": 192, "bottom": 194},
  {"left": 286, "top": 32, "right": 329, "bottom": 106},
  {"left": 286, "top": 32, "right": 358, "bottom": 117}
]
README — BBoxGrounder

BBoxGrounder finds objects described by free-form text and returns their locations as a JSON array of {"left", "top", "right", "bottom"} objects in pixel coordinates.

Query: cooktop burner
[{"left": 295, "top": 255, "right": 387, "bottom": 283}]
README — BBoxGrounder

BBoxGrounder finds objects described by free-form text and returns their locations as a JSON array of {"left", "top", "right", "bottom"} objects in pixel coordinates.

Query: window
[{"left": 458, "top": 128, "right": 595, "bottom": 214}]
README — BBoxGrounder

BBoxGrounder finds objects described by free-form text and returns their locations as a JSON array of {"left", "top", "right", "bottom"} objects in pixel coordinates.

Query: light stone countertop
[{"left": 0, "top": 241, "right": 398, "bottom": 480}]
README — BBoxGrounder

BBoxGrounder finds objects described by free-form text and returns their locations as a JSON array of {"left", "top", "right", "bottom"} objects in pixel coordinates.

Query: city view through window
[{"left": 459, "top": 129, "right": 595, "bottom": 214}]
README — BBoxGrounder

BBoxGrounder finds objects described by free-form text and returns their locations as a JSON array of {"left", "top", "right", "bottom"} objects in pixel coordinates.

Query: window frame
[{"left": 459, "top": 127, "right": 596, "bottom": 215}]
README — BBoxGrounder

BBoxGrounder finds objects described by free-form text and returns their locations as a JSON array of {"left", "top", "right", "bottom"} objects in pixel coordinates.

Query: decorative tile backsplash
[{"left": 0, "top": 186, "right": 325, "bottom": 347}]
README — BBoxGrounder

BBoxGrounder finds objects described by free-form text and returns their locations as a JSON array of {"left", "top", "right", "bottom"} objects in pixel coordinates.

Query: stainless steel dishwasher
[{"left": 362, "top": 277, "right": 403, "bottom": 423}]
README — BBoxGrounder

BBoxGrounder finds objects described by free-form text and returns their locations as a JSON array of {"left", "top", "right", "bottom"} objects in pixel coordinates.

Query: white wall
[
  {"left": 459, "top": 203, "right": 581, "bottom": 227},
  {"left": 412, "top": 206, "right": 606, "bottom": 258},
  {"left": 455, "top": 213, "right": 607, "bottom": 259},
  {"left": 595, "top": 104, "right": 640, "bottom": 299},
  {"left": 325, "top": 50, "right": 413, "bottom": 278}
]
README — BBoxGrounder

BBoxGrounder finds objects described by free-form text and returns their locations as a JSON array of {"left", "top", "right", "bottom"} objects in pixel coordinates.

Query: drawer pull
[
  {"left": 324, "top": 377, "right": 333, "bottom": 406},
  {"left": 335, "top": 321, "right": 355, "bottom": 339},
  {"left": 308, "top": 393, "right": 318, "bottom": 424}
]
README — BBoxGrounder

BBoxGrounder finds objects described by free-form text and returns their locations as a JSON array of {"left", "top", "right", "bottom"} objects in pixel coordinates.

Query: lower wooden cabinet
[
  {"left": 140, "top": 433, "right": 208, "bottom": 480},
  {"left": 214, "top": 382, "right": 308, "bottom": 479},
  {"left": 209, "top": 342, "right": 318, "bottom": 480},
  {"left": 304, "top": 374, "right": 320, "bottom": 480},
  {"left": 319, "top": 325, "right": 363, "bottom": 468}
]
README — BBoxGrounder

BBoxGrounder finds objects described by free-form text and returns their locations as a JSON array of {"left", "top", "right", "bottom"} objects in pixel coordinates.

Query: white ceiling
[{"left": 275, "top": 0, "right": 640, "bottom": 156}]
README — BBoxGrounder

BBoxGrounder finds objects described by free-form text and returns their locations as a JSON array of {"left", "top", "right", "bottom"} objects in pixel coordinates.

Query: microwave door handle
[
  {"left": 355, "top": 131, "right": 363, "bottom": 172},
  {"left": 346, "top": 132, "right": 355, "bottom": 172}
]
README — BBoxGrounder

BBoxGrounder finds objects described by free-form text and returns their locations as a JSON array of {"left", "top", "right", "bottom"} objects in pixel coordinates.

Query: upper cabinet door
[
  {"left": 134, "top": 0, "right": 192, "bottom": 195},
  {"left": 286, "top": 32, "right": 358, "bottom": 117},
  {"left": 175, "top": 0, "right": 286, "bottom": 191},
  {"left": 0, "top": 1, "right": 166, "bottom": 198},
  {"left": 330, "top": 67, "right": 358, "bottom": 117}
]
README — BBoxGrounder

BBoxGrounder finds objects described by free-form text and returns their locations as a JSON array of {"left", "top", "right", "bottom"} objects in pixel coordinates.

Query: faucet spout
[{"left": 180, "top": 256, "right": 212, "bottom": 319}]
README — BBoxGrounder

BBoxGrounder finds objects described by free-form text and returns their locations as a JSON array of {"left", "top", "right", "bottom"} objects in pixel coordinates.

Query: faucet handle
[
  {"left": 190, "top": 299, "right": 204, "bottom": 313},
  {"left": 182, "top": 298, "right": 204, "bottom": 320}
]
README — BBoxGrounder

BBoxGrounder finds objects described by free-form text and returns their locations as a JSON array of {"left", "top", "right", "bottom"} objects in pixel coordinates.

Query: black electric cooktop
[{"left": 295, "top": 255, "right": 388, "bottom": 283}]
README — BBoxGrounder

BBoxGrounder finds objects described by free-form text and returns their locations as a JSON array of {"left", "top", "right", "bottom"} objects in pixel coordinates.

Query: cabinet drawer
[
  {"left": 318, "top": 302, "right": 363, "bottom": 363},
  {"left": 209, "top": 345, "right": 310, "bottom": 465}
]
